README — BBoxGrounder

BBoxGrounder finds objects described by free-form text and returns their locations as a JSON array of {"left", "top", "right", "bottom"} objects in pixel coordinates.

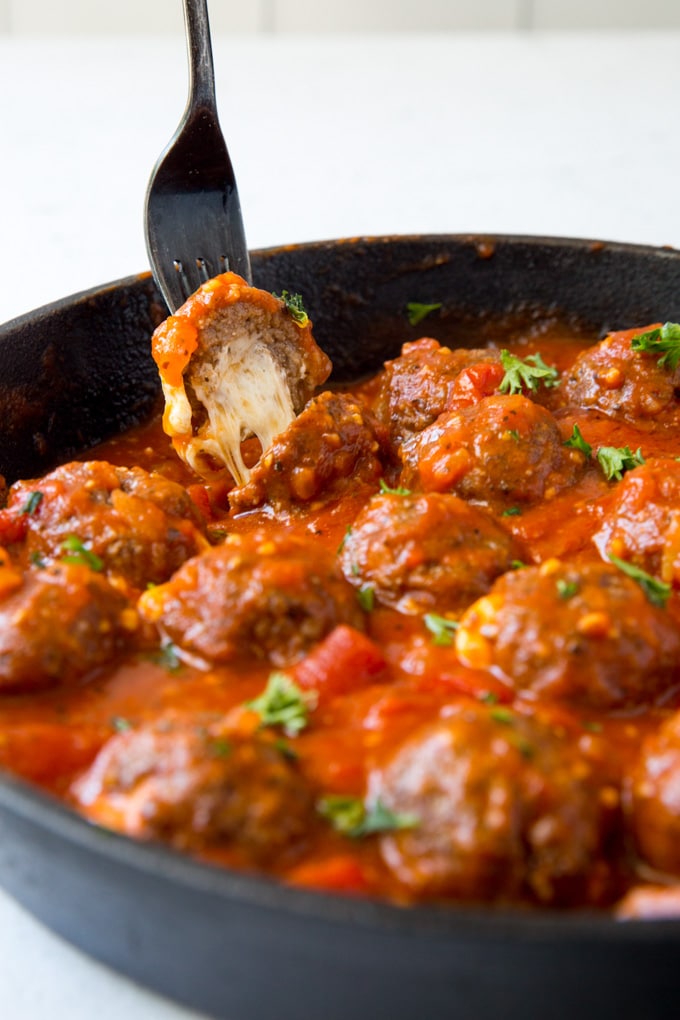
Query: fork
[{"left": 144, "top": 0, "right": 251, "bottom": 313}]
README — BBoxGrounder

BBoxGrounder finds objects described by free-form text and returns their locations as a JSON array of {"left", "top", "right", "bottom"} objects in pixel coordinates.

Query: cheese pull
[{"left": 151, "top": 273, "right": 332, "bottom": 485}]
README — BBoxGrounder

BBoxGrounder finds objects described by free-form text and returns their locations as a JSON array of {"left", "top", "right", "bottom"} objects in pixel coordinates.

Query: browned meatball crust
[
  {"left": 374, "top": 338, "right": 503, "bottom": 445},
  {"left": 400, "top": 394, "right": 584, "bottom": 507},
  {"left": 455, "top": 560, "right": 680, "bottom": 710},
  {"left": 7, "top": 460, "right": 207, "bottom": 590},
  {"left": 593, "top": 458, "right": 680, "bottom": 587},
  {"left": 229, "top": 391, "right": 388, "bottom": 513},
  {"left": 0, "top": 562, "right": 138, "bottom": 692},
  {"left": 563, "top": 326, "right": 680, "bottom": 425},
  {"left": 151, "top": 272, "right": 332, "bottom": 485},
  {"left": 627, "top": 710, "right": 680, "bottom": 878},
  {"left": 72, "top": 712, "right": 316, "bottom": 862},
  {"left": 139, "top": 533, "right": 365, "bottom": 667},
  {"left": 370, "top": 703, "right": 618, "bottom": 904},
  {"left": 339, "top": 491, "right": 523, "bottom": 614}
]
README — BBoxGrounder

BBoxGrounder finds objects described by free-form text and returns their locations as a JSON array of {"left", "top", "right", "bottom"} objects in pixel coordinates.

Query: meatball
[
  {"left": 339, "top": 491, "right": 523, "bottom": 614},
  {"left": 369, "top": 703, "right": 617, "bottom": 904},
  {"left": 455, "top": 560, "right": 680, "bottom": 710},
  {"left": 627, "top": 710, "right": 680, "bottom": 877},
  {"left": 72, "top": 712, "right": 315, "bottom": 862},
  {"left": 0, "top": 562, "right": 138, "bottom": 692},
  {"left": 593, "top": 459, "right": 680, "bottom": 587},
  {"left": 374, "top": 338, "right": 503, "bottom": 445},
  {"left": 151, "top": 272, "right": 331, "bottom": 484},
  {"left": 7, "top": 460, "right": 207, "bottom": 590},
  {"left": 400, "top": 394, "right": 584, "bottom": 507},
  {"left": 229, "top": 391, "right": 388, "bottom": 513},
  {"left": 139, "top": 533, "right": 365, "bottom": 667},
  {"left": 563, "top": 325, "right": 680, "bottom": 425}
]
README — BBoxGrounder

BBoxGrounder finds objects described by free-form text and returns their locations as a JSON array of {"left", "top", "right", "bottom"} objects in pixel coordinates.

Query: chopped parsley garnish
[
  {"left": 583, "top": 721, "right": 603, "bottom": 734},
  {"left": 151, "top": 642, "right": 182, "bottom": 673},
  {"left": 273, "top": 290, "right": 309, "bottom": 327},
  {"left": 499, "top": 350, "right": 559, "bottom": 395},
  {"left": 556, "top": 578, "right": 579, "bottom": 600},
  {"left": 596, "top": 445, "right": 645, "bottom": 482},
  {"left": 379, "top": 479, "right": 412, "bottom": 496},
  {"left": 60, "top": 535, "right": 103, "bottom": 572},
  {"left": 208, "top": 737, "right": 232, "bottom": 758},
  {"left": 563, "top": 424, "right": 592, "bottom": 458},
  {"left": 357, "top": 585, "right": 376, "bottom": 612},
  {"left": 337, "top": 525, "right": 352, "bottom": 554},
  {"left": 423, "top": 612, "right": 460, "bottom": 646},
  {"left": 609, "top": 555, "right": 671, "bottom": 608},
  {"left": 20, "top": 491, "right": 43, "bottom": 515},
  {"left": 506, "top": 429, "right": 520, "bottom": 443},
  {"left": 111, "top": 716, "right": 132, "bottom": 733},
  {"left": 511, "top": 559, "right": 526, "bottom": 570},
  {"left": 246, "top": 672, "right": 315, "bottom": 736},
  {"left": 502, "top": 507, "right": 522, "bottom": 517},
  {"left": 317, "top": 795, "right": 419, "bottom": 838},
  {"left": 490, "top": 706, "right": 514, "bottom": 725},
  {"left": 30, "top": 550, "right": 46, "bottom": 568},
  {"left": 630, "top": 322, "right": 680, "bottom": 372},
  {"left": 406, "top": 301, "right": 442, "bottom": 326},
  {"left": 274, "top": 738, "right": 299, "bottom": 761},
  {"left": 479, "top": 690, "right": 500, "bottom": 705}
]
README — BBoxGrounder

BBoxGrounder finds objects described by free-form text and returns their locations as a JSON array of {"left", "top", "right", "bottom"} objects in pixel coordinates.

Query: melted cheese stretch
[{"left": 162, "top": 335, "right": 295, "bottom": 486}]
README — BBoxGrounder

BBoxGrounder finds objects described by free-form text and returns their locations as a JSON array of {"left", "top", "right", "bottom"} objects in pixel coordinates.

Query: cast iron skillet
[{"left": 0, "top": 235, "right": 679, "bottom": 1020}]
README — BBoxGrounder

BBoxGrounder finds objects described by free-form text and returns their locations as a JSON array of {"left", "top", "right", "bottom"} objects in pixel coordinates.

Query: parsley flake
[
  {"left": 151, "top": 642, "right": 182, "bottom": 673},
  {"left": 357, "top": 585, "right": 376, "bottom": 612},
  {"left": 608, "top": 555, "right": 671, "bottom": 608},
  {"left": 337, "top": 525, "right": 352, "bottom": 554},
  {"left": 490, "top": 706, "right": 514, "bottom": 725},
  {"left": 499, "top": 350, "right": 559, "bottom": 395},
  {"left": 208, "top": 737, "right": 232, "bottom": 758},
  {"left": 111, "top": 716, "right": 132, "bottom": 733},
  {"left": 564, "top": 424, "right": 593, "bottom": 458},
  {"left": 556, "top": 578, "right": 580, "bottom": 600},
  {"left": 273, "top": 290, "right": 309, "bottom": 327},
  {"left": 379, "top": 479, "right": 412, "bottom": 496},
  {"left": 60, "top": 535, "right": 103, "bottom": 572},
  {"left": 631, "top": 322, "right": 680, "bottom": 372},
  {"left": 502, "top": 507, "right": 522, "bottom": 517},
  {"left": 247, "top": 672, "right": 315, "bottom": 736},
  {"left": 406, "top": 302, "right": 442, "bottom": 326},
  {"left": 596, "top": 445, "right": 644, "bottom": 482},
  {"left": 20, "top": 491, "right": 43, "bottom": 515},
  {"left": 317, "top": 795, "right": 419, "bottom": 838},
  {"left": 423, "top": 613, "right": 460, "bottom": 646}
]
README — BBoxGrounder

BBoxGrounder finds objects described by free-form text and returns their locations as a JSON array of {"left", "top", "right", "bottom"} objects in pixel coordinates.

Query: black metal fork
[{"left": 144, "top": 0, "right": 251, "bottom": 312}]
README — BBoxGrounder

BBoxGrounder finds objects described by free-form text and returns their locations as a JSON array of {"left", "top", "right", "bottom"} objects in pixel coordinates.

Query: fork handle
[{"left": 183, "top": 0, "right": 218, "bottom": 112}]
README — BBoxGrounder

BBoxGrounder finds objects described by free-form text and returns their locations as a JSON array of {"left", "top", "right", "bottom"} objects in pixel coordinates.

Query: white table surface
[{"left": 1, "top": 28, "right": 680, "bottom": 1019}]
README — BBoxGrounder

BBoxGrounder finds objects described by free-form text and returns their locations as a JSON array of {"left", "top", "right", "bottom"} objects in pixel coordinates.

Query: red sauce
[{"left": 2, "top": 318, "right": 680, "bottom": 914}]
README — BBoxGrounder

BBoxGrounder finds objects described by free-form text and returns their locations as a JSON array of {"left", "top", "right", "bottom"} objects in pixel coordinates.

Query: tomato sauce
[{"left": 2, "top": 316, "right": 680, "bottom": 915}]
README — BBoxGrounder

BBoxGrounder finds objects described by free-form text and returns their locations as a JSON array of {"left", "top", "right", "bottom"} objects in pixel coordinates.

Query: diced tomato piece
[
  {"left": 186, "top": 484, "right": 213, "bottom": 521},
  {"left": 293, "top": 625, "right": 387, "bottom": 702},
  {"left": 287, "top": 855, "right": 371, "bottom": 895},
  {"left": 0, "top": 508, "right": 28, "bottom": 545},
  {"left": 446, "top": 361, "right": 504, "bottom": 411},
  {"left": 417, "top": 667, "right": 513, "bottom": 704}
]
